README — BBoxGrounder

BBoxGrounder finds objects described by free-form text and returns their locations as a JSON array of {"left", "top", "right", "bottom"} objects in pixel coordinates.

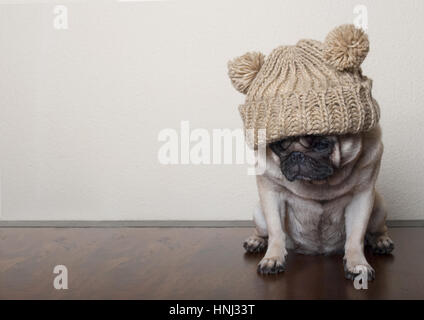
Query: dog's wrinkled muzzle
[{"left": 281, "top": 152, "right": 334, "bottom": 182}]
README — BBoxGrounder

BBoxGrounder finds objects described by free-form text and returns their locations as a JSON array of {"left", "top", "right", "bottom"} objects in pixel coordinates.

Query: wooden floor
[{"left": 0, "top": 227, "right": 423, "bottom": 299}]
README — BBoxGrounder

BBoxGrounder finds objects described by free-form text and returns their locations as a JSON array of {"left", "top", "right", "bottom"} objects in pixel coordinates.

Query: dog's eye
[
  {"left": 312, "top": 139, "right": 331, "bottom": 151},
  {"left": 269, "top": 139, "right": 293, "bottom": 156},
  {"left": 280, "top": 140, "right": 292, "bottom": 150}
]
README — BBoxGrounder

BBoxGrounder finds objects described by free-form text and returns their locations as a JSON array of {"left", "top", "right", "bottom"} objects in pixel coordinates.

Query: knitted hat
[{"left": 228, "top": 24, "right": 380, "bottom": 149}]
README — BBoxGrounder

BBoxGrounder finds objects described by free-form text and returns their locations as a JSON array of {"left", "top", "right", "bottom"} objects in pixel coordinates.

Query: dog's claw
[
  {"left": 368, "top": 235, "right": 394, "bottom": 255},
  {"left": 243, "top": 236, "right": 267, "bottom": 253},
  {"left": 257, "top": 256, "right": 287, "bottom": 275},
  {"left": 343, "top": 259, "right": 375, "bottom": 281}
]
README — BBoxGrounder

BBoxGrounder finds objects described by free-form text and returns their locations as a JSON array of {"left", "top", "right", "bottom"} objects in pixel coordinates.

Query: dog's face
[{"left": 269, "top": 135, "right": 341, "bottom": 182}]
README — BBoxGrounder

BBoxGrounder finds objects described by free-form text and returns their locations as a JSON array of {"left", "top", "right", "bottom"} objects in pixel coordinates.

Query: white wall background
[{"left": 0, "top": 0, "right": 423, "bottom": 220}]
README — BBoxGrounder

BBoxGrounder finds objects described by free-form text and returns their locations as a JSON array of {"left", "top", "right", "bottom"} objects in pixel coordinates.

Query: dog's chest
[{"left": 285, "top": 195, "right": 352, "bottom": 254}]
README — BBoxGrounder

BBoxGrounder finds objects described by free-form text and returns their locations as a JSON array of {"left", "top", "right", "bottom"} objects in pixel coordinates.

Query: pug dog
[{"left": 243, "top": 125, "right": 394, "bottom": 280}]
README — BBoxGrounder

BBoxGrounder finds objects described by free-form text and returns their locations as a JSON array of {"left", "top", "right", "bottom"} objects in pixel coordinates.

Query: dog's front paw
[
  {"left": 343, "top": 258, "right": 375, "bottom": 281},
  {"left": 366, "top": 233, "right": 394, "bottom": 255},
  {"left": 257, "top": 255, "right": 287, "bottom": 275},
  {"left": 243, "top": 235, "right": 267, "bottom": 253}
]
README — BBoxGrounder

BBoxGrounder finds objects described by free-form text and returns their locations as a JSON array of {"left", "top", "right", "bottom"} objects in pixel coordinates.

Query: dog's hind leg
[
  {"left": 243, "top": 203, "right": 268, "bottom": 253},
  {"left": 365, "top": 191, "right": 394, "bottom": 254}
]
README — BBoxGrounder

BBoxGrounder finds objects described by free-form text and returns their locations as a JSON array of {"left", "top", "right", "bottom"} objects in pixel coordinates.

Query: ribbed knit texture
[{"left": 229, "top": 25, "right": 380, "bottom": 149}]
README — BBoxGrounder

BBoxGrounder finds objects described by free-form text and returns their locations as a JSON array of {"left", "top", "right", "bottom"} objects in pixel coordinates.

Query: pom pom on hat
[
  {"left": 323, "top": 24, "right": 369, "bottom": 71},
  {"left": 228, "top": 51, "right": 265, "bottom": 94}
]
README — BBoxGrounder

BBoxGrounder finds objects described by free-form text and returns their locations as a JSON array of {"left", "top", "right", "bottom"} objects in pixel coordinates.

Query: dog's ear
[
  {"left": 227, "top": 52, "right": 265, "bottom": 94},
  {"left": 339, "top": 135, "right": 362, "bottom": 167}
]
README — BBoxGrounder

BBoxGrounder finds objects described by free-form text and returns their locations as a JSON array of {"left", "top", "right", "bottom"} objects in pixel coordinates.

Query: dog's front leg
[
  {"left": 256, "top": 176, "right": 287, "bottom": 275},
  {"left": 344, "top": 186, "right": 376, "bottom": 281}
]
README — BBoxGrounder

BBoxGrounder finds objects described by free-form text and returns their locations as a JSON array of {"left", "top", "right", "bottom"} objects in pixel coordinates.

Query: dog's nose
[{"left": 289, "top": 152, "right": 305, "bottom": 162}]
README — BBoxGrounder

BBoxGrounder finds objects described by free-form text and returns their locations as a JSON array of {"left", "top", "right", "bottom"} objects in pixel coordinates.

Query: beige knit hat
[{"left": 228, "top": 24, "right": 380, "bottom": 149}]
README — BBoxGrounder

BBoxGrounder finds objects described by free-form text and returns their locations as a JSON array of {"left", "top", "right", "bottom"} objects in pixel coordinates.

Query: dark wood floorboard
[{"left": 0, "top": 227, "right": 423, "bottom": 299}]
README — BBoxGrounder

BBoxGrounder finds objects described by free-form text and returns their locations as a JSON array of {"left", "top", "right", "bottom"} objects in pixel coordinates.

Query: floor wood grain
[{"left": 0, "top": 227, "right": 423, "bottom": 299}]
